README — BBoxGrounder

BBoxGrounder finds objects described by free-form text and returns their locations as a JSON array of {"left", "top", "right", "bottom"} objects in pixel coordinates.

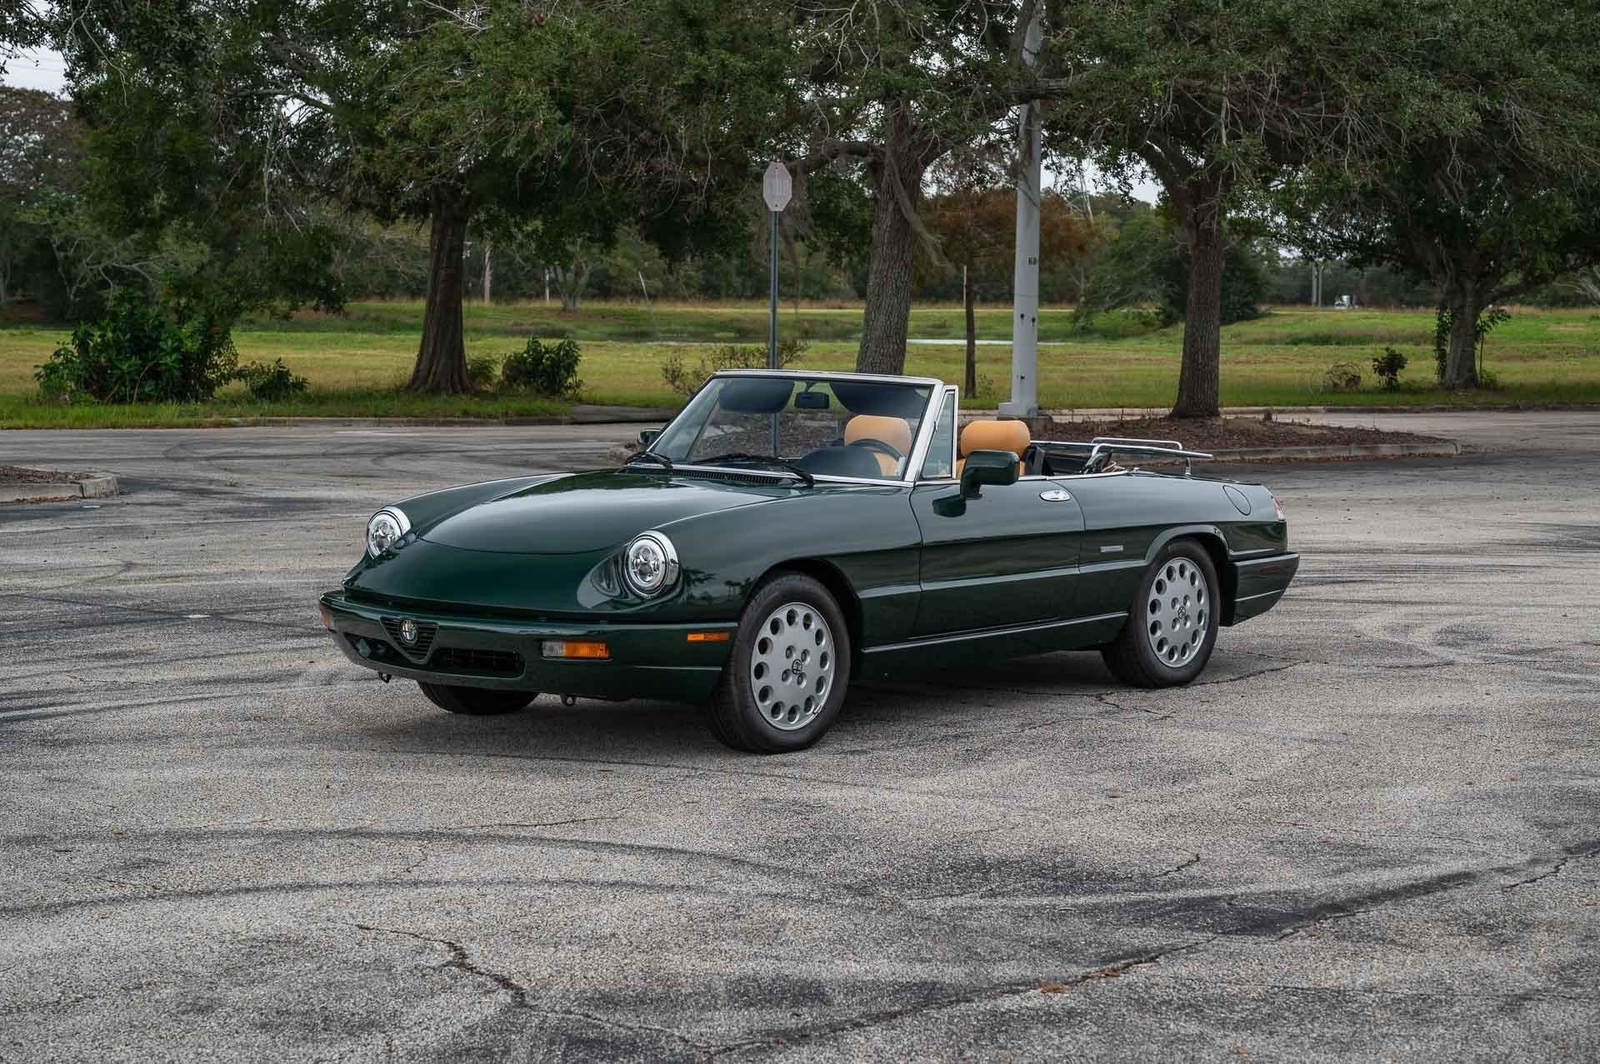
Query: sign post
[{"left": 762, "top": 161, "right": 793, "bottom": 369}]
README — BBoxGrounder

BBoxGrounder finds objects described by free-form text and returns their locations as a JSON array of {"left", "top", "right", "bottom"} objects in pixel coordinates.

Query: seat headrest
[
  {"left": 959, "top": 419, "right": 1031, "bottom": 457},
  {"left": 844, "top": 415, "right": 914, "bottom": 454}
]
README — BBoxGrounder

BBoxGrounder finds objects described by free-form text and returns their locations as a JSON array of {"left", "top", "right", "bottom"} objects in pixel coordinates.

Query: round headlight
[
  {"left": 623, "top": 531, "right": 679, "bottom": 597},
  {"left": 366, "top": 507, "right": 411, "bottom": 558}
]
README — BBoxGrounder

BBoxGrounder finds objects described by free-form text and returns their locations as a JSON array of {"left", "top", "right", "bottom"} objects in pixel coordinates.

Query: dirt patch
[
  {"left": 1048, "top": 415, "right": 1444, "bottom": 452},
  {"left": 0, "top": 465, "right": 96, "bottom": 485}
]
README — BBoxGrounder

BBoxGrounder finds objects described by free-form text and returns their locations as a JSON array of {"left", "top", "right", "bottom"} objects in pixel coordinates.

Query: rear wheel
[
  {"left": 418, "top": 682, "right": 536, "bottom": 716},
  {"left": 1102, "top": 540, "right": 1220, "bottom": 688},
  {"left": 706, "top": 573, "right": 851, "bottom": 753}
]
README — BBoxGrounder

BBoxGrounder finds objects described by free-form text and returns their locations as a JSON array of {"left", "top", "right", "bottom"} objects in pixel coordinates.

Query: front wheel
[
  {"left": 419, "top": 682, "right": 537, "bottom": 716},
  {"left": 1101, "top": 541, "right": 1220, "bottom": 688},
  {"left": 706, "top": 573, "right": 851, "bottom": 753}
]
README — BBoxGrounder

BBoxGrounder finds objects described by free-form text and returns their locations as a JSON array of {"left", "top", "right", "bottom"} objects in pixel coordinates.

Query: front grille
[
  {"left": 380, "top": 617, "right": 438, "bottom": 662},
  {"left": 431, "top": 647, "right": 525, "bottom": 677}
]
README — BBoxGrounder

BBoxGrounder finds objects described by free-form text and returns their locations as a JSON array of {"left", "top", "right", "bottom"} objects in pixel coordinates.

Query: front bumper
[
  {"left": 319, "top": 591, "right": 734, "bottom": 703},
  {"left": 1224, "top": 552, "right": 1301, "bottom": 625}
]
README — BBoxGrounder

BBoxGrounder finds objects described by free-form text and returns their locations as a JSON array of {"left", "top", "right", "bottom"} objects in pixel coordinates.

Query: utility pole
[
  {"left": 482, "top": 239, "right": 493, "bottom": 306},
  {"left": 1000, "top": 2, "right": 1043, "bottom": 419}
]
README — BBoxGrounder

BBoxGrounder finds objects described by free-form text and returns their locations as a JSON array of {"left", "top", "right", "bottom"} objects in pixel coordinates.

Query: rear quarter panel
[{"left": 1065, "top": 472, "right": 1288, "bottom": 617}]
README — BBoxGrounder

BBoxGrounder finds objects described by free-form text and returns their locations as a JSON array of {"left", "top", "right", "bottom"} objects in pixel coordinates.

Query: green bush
[
  {"left": 1322, "top": 361, "right": 1363, "bottom": 393},
  {"left": 500, "top": 337, "right": 582, "bottom": 398},
  {"left": 234, "top": 358, "right": 308, "bottom": 401},
  {"left": 661, "top": 338, "right": 806, "bottom": 396},
  {"left": 35, "top": 290, "right": 238, "bottom": 403},
  {"left": 466, "top": 354, "right": 500, "bottom": 392},
  {"left": 1370, "top": 347, "right": 1407, "bottom": 390}
]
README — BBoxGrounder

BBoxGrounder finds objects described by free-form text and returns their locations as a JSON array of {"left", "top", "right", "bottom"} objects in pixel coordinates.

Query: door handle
[{"left": 1039, "top": 489, "right": 1072, "bottom": 501}]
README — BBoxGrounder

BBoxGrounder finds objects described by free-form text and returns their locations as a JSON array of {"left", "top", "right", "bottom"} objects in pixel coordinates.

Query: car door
[
  {"left": 906, "top": 390, "right": 1085, "bottom": 636},
  {"left": 1058, "top": 471, "right": 1171, "bottom": 617}
]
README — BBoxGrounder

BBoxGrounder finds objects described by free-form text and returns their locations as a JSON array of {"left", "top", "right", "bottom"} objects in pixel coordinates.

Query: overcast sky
[
  {"left": 2, "top": 46, "right": 66, "bottom": 93},
  {"left": 3, "top": 46, "right": 1160, "bottom": 203}
]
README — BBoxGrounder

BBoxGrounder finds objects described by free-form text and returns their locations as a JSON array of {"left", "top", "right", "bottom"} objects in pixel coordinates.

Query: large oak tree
[{"left": 54, "top": 0, "right": 782, "bottom": 392}]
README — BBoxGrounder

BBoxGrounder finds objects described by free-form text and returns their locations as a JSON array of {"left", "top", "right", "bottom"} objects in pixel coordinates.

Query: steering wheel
[{"left": 845, "top": 437, "right": 905, "bottom": 463}]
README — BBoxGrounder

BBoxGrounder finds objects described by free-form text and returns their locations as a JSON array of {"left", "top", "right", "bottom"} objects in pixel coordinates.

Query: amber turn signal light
[
  {"left": 541, "top": 640, "right": 610, "bottom": 660},
  {"left": 319, "top": 606, "right": 333, "bottom": 630},
  {"left": 685, "top": 631, "right": 731, "bottom": 643}
]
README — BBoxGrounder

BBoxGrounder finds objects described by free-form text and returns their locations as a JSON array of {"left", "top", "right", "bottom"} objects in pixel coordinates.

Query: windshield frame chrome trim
[
  {"left": 711, "top": 368, "right": 943, "bottom": 387},
  {"left": 902, "top": 383, "right": 953, "bottom": 483},
  {"left": 625, "top": 462, "right": 908, "bottom": 488}
]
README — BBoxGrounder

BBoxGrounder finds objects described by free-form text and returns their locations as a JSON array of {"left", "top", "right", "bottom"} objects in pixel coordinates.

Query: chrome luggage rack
[{"left": 1037, "top": 436, "right": 1215, "bottom": 476}]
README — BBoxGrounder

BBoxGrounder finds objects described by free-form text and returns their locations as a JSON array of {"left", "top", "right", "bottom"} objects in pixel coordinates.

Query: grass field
[{"left": 3, "top": 301, "right": 1599, "bottom": 427}]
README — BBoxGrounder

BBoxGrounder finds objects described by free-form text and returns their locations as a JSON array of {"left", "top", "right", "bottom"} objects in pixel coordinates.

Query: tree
[
  {"left": 1310, "top": 1, "right": 1600, "bottom": 388},
  {"left": 1041, "top": 0, "right": 1413, "bottom": 416},
  {"left": 790, "top": 0, "right": 1055, "bottom": 374},
  {"left": 929, "top": 183, "right": 1090, "bottom": 392},
  {"left": 0, "top": 86, "right": 82, "bottom": 308},
  {"left": 54, "top": 0, "right": 785, "bottom": 392}
]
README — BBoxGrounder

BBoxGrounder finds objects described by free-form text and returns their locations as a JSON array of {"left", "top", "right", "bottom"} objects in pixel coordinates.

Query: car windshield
[{"left": 649, "top": 374, "right": 935, "bottom": 481}]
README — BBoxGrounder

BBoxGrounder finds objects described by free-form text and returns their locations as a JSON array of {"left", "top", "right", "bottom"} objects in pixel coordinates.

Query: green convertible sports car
[{"left": 320, "top": 369, "right": 1299, "bottom": 752}]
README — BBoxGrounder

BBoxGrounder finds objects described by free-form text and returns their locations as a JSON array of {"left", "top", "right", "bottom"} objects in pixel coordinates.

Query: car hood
[{"left": 419, "top": 469, "right": 785, "bottom": 554}]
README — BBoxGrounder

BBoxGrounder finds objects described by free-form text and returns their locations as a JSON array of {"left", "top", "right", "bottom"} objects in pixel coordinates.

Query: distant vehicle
[
  {"left": 320, "top": 370, "right": 1300, "bottom": 753},
  {"left": 1333, "top": 295, "right": 1354, "bottom": 310}
]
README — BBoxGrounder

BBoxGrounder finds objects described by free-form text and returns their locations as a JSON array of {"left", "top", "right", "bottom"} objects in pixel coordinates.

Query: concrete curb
[
  {"left": 1202, "top": 441, "right": 1461, "bottom": 463},
  {"left": 196, "top": 404, "right": 669, "bottom": 429},
  {"left": 963, "top": 404, "right": 1600, "bottom": 421},
  {"left": 0, "top": 472, "right": 119, "bottom": 503}
]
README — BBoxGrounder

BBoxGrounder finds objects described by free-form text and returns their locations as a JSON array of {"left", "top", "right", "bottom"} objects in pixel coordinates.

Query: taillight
[{"left": 1271, "top": 495, "right": 1286, "bottom": 520}]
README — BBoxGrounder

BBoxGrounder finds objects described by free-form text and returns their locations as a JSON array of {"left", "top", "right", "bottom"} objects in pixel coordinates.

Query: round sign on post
[{"left": 763, "top": 161, "right": 792, "bottom": 213}]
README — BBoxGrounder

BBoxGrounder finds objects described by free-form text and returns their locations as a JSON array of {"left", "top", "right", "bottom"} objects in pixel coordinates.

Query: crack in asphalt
[
  {"left": 1270, "top": 839, "right": 1600, "bottom": 940},
  {"left": 1155, "top": 852, "right": 1202, "bottom": 878},
  {"left": 706, "top": 838, "right": 1600, "bottom": 1056},
  {"left": 350, "top": 922, "right": 530, "bottom": 1007},
  {"left": 349, "top": 922, "right": 712, "bottom": 1052},
  {"left": 1501, "top": 840, "right": 1600, "bottom": 892},
  {"left": 0, "top": 591, "right": 314, "bottom": 635},
  {"left": 1195, "top": 660, "right": 1312, "bottom": 686},
  {"left": 704, "top": 937, "right": 1217, "bottom": 1060}
]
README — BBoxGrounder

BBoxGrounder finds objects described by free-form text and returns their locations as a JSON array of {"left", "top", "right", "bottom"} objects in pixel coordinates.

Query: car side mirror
[
  {"left": 639, "top": 429, "right": 660, "bottom": 447},
  {"left": 960, "top": 449, "right": 1019, "bottom": 498}
]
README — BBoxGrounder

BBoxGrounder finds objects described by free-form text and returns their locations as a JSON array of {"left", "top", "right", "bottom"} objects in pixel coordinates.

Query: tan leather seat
[
  {"left": 844, "top": 415, "right": 914, "bottom": 475},
  {"left": 956, "top": 419, "right": 1030, "bottom": 477}
]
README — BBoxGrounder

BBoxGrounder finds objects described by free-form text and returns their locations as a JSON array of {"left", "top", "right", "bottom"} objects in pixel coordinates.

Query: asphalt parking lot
[{"left": 2, "top": 411, "right": 1597, "bottom": 1061}]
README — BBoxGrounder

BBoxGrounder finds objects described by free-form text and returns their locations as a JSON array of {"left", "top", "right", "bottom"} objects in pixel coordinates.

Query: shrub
[
  {"left": 35, "top": 290, "right": 238, "bottom": 404},
  {"left": 233, "top": 358, "right": 308, "bottom": 401},
  {"left": 466, "top": 354, "right": 500, "bottom": 391},
  {"left": 661, "top": 338, "right": 806, "bottom": 396},
  {"left": 501, "top": 337, "right": 582, "bottom": 398},
  {"left": 1322, "top": 361, "right": 1363, "bottom": 393},
  {"left": 1370, "top": 348, "right": 1407, "bottom": 390}
]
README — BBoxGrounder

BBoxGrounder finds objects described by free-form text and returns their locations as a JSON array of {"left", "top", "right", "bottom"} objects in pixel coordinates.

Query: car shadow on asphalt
[{"left": 349, "top": 650, "right": 1125, "bottom": 762}]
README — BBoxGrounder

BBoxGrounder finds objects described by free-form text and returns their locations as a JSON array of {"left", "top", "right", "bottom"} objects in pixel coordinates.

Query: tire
[
  {"left": 418, "top": 682, "right": 537, "bottom": 716},
  {"left": 706, "top": 573, "right": 852, "bottom": 753},
  {"left": 1101, "top": 540, "right": 1220, "bottom": 688}
]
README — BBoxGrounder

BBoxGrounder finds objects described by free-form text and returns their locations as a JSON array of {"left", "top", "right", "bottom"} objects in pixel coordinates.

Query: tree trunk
[
  {"left": 857, "top": 122, "right": 926, "bottom": 375},
  {"left": 1172, "top": 206, "right": 1225, "bottom": 418},
  {"left": 1443, "top": 283, "right": 1481, "bottom": 389},
  {"left": 408, "top": 192, "right": 473, "bottom": 394},
  {"left": 556, "top": 261, "right": 590, "bottom": 313},
  {"left": 963, "top": 262, "right": 977, "bottom": 395}
]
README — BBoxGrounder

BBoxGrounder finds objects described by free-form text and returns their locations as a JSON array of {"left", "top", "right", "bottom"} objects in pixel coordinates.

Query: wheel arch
[
  {"left": 1147, "top": 525, "right": 1235, "bottom": 623},
  {"left": 750, "top": 558, "right": 864, "bottom": 669}
]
